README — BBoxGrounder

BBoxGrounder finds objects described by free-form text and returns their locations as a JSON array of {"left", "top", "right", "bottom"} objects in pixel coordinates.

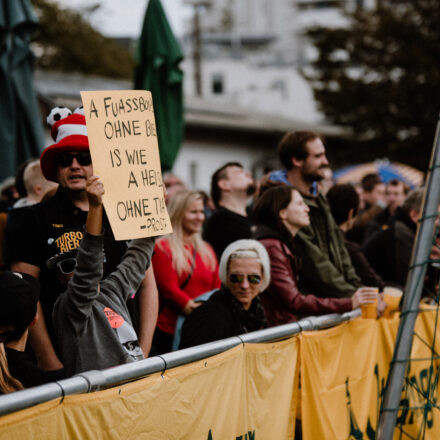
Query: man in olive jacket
[{"left": 269, "top": 131, "right": 362, "bottom": 298}]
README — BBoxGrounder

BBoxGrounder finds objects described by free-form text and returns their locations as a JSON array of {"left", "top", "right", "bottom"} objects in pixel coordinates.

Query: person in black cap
[{"left": 0, "top": 271, "right": 43, "bottom": 391}]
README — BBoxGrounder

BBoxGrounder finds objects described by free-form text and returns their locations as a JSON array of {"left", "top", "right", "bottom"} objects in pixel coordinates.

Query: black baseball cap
[{"left": 0, "top": 271, "right": 40, "bottom": 343}]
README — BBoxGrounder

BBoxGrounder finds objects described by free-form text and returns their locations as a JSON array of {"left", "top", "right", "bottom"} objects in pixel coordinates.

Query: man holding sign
[
  {"left": 10, "top": 97, "right": 164, "bottom": 377},
  {"left": 53, "top": 175, "right": 156, "bottom": 376}
]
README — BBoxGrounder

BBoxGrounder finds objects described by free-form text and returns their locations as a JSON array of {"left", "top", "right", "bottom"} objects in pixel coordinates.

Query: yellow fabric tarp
[
  {"left": 1, "top": 308, "right": 439, "bottom": 439},
  {"left": 399, "top": 308, "right": 440, "bottom": 439},
  {"left": 0, "top": 339, "right": 299, "bottom": 440},
  {"left": 301, "top": 308, "right": 440, "bottom": 439}
]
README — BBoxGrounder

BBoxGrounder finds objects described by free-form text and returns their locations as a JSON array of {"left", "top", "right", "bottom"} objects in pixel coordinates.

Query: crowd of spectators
[{"left": 0, "top": 107, "right": 436, "bottom": 395}]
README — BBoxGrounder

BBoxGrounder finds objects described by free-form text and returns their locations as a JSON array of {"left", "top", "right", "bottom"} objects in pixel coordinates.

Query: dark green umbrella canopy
[
  {"left": 134, "top": 0, "right": 184, "bottom": 172},
  {"left": 0, "top": 0, "right": 45, "bottom": 180}
]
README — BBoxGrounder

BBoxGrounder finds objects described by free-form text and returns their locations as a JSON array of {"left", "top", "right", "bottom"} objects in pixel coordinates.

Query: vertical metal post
[
  {"left": 377, "top": 116, "right": 440, "bottom": 438},
  {"left": 193, "top": 5, "right": 202, "bottom": 96}
]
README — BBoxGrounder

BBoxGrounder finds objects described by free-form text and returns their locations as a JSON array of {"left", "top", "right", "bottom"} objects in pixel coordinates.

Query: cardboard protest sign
[{"left": 80, "top": 90, "right": 172, "bottom": 240}]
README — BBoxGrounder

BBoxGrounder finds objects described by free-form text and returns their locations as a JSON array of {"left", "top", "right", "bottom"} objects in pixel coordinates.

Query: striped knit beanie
[{"left": 40, "top": 106, "right": 89, "bottom": 182}]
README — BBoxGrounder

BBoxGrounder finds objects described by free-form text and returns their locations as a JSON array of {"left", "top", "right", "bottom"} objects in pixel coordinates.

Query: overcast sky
[{"left": 54, "top": 0, "right": 190, "bottom": 38}]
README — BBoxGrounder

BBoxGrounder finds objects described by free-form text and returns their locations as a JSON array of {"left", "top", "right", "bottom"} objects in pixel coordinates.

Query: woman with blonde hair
[
  {"left": 0, "top": 343, "right": 23, "bottom": 394},
  {"left": 152, "top": 190, "right": 220, "bottom": 354}
]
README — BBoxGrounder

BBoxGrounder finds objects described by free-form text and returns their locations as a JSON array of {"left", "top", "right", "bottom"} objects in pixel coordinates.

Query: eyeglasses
[
  {"left": 57, "top": 258, "right": 77, "bottom": 275},
  {"left": 229, "top": 273, "right": 262, "bottom": 285},
  {"left": 56, "top": 152, "right": 92, "bottom": 168}
]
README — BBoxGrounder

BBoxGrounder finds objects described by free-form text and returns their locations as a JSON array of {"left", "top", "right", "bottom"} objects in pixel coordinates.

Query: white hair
[{"left": 219, "top": 239, "right": 271, "bottom": 292}]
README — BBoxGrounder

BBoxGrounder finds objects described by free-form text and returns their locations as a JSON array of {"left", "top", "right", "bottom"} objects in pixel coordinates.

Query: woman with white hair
[
  {"left": 179, "top": 239, "right": 270, "bottom": 349},
  {"left": 152, "top": 190, "right": 220, "bottom": 354}
]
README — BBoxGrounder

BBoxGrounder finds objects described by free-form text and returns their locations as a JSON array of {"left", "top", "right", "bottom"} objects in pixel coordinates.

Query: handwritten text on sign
[{"left": 81, "top": 90, "right": 172, "bottom": 240}]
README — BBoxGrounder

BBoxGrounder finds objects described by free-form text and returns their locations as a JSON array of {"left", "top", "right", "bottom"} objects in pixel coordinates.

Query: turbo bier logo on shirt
[
  {"left": 54, "top": 231, "right": 83, "bottom": 253},
  {"left": 48, "top": 228, "right": 107, "bottom": 265}
]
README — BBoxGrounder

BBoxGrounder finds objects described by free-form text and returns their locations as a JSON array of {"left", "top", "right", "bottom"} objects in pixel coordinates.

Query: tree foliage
[
  {"left": 304, "top": 0, "right": 440, "bottom": 170},
  {"left": 31, "top": 0, "right": 135, "bottom": 79}
]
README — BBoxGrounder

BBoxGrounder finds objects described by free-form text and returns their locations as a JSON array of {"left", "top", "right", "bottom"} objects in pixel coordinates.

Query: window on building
[
  {"left": 189, "top": 161, "right": 198, "bottom": 188},
  {"left": 297, "top": 0, "right": 345, "bottom": 11},
  {"left": 212, "top": 74, "right": 224, "bottom": 94}
]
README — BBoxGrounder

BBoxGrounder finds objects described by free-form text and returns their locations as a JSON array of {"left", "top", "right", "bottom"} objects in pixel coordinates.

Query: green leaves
[
  {"left": 304, "top": 0, "right": 440, "bottom": 170},
  {"left": 31, "top": 0, "right": 134, "bottom": 78}
]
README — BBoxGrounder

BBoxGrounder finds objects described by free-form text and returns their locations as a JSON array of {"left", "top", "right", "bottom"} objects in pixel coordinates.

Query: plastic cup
[
  {"left": 361, "top": 288, "right": 379, "bottom": 319},
  {"left": 383, "top": 287, "right": 403, "bottom": 318},
  {"left": 361, "top": 298, "right": 378, "bottom": 319}
]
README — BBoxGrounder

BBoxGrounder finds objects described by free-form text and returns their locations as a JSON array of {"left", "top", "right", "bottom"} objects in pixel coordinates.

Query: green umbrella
[
  {"left": 0, "top": 0, "right": 45, "bottom": 180},
  {"left": 134, "top": 0, "right": 184, "bottom": 172}
]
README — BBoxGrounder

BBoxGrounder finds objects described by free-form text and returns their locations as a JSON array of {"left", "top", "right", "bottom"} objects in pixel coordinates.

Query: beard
[{"left": 301, "top": 167, "right": 325, "bottom": 184}]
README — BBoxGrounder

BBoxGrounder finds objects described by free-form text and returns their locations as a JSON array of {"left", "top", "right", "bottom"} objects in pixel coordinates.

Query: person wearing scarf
[{"left": 179, "top": 240, "right": 270, "bottom": 349}]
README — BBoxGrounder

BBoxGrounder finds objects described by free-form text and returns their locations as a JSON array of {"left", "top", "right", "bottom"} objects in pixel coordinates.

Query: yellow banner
[
  {"left": 0, "top": 339, "right": 299, "bottom": 440},
  {"left": 1, "top": 309, "right": 438, "bottom": 439},
  {"left": 399, "top": 308, "right": 440, "bottom": 439},
  {"left": 300, "top": 308, "right": 440, "bottom": 439}
]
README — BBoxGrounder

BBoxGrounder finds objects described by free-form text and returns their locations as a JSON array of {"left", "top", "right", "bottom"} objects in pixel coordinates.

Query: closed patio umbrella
[
  {"left": 134, "top": 0, "right": 184, "bottom": 172},
  {"left": 0, "top": 0, "right": 44, "bottom": 180}
]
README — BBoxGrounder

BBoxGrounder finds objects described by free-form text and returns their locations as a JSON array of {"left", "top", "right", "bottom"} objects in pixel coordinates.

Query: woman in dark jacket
[
  {"left": 253, "top": 186, "right": 377, "bottom": 327},
  {"left": 179, "top": 239, "right": 270, "bottom": 349}
]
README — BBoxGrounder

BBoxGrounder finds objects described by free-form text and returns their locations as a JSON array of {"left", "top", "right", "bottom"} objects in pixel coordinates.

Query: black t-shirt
[
  {"left": 9, "top": 187, "right": 127, "bottom": 342},
  {"left": 203, "top": 207, "right": 252, "bottom": 259},
  {"left": 5, "top": 347, "right": 43, "bottom": 388},
  {"left": 3, "top": 205, "right": 32, "bottom": 268}
]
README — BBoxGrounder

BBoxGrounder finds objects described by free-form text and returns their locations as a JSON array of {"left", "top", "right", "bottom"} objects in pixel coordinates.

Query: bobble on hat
[
  {"left": 73, "top": 106, "right": 85, "bottom": 116},
  {"left": 46, "top": 107, "right": 72, "bottom": 128}
]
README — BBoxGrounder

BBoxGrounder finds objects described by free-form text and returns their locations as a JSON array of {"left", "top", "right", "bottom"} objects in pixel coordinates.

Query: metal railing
[{"left": 0, "top": 309, "right": 360, "bottom": 417}]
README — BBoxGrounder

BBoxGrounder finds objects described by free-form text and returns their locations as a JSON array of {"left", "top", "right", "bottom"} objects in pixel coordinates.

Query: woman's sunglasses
[
  {"left": 57, "top": 258, "right": 77, "bottom": 275},
  {"left": 229, "top": 273, "right": 261, "bottom": 285},
  {"left": 56, "top": 152, "right": 92, "bottom": 168}
]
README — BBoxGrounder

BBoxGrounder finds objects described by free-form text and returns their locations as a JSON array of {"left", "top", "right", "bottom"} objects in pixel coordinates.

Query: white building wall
[
  {"left": 183, "top": 57, "right": 323, "bottom": 123},
  {"left": 182, "top": 0, "right": 359, "bottom": 124},
  {"left": 171, "top": 138, "right": 269, "bottom": 192},
  {"left": 177, "top": 0, "right": 377, "bottom": 183}
]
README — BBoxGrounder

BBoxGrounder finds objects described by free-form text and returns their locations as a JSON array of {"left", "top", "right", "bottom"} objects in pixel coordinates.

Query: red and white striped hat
[{"left": 40, "top": 107, "right": 89, "bottom": 182}]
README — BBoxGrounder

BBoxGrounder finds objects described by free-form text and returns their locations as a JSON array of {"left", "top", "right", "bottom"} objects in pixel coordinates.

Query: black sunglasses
[
  {"left": 57, "top": 258, "right": 77, "bottom": 275},
  {"left": 56, "top": 152, "right": 92, "bottom": 168},
  {"left": 229, "top": 273, "right": 262, "bottom": 285}
]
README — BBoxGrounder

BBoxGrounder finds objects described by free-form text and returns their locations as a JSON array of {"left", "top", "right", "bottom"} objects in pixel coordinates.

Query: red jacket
[
  {"left": 152, "top": 239, "right": 221, "bottom": 334},
  {"left": 258, "top": 236, "right": 353, "bottom": 327}
]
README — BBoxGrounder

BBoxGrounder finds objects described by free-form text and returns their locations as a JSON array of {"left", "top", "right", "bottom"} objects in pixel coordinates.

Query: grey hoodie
[{"left": 53, "top": 229, "right": 155, "bottom": 377}]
